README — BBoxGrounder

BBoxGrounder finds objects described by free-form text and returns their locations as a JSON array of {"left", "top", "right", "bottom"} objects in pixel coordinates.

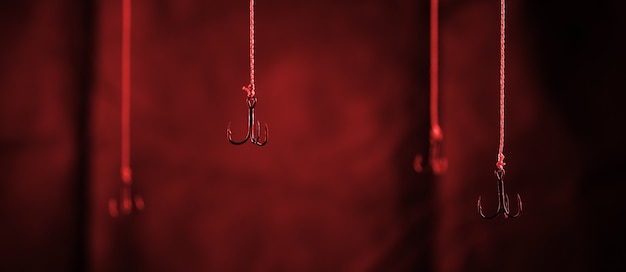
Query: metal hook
[
  {"left": 477, "top": 169, "right": 522, "bottom": 219},
  {"left": 413, "top": 126, "right": 448, "bottom": 174},
  {"left": 109, "top": 167, "right": 144, "bottom": 217},
  {"left": 428, "top": 125, "right": 448, "bottom": 174},
  {"left": 227, "top": 96, "right": 268, "bottom": 146}
]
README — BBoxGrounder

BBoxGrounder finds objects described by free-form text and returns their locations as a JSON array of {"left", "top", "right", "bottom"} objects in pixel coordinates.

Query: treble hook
[
  {"left": 477, "top": 169, "right": 522, "bottom": 219},
  {"left": 414, "top": 125, "right": 448, "bottom": 174},
  {"left": 227, "top": 96, "right": 268, "bottom": 146},
  {"left": 109, "top": 167, "right": 144, "bottom": 217}
]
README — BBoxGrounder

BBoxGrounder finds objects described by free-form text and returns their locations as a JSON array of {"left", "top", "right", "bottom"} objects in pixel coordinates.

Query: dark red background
[{"left": 1, "top": 0, "right": 625, "bottom": 271}]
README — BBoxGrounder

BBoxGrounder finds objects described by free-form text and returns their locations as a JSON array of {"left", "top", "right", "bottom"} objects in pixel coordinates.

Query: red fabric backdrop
[{"left": 1, "top": 0, "right": 624, "bottom": 271}]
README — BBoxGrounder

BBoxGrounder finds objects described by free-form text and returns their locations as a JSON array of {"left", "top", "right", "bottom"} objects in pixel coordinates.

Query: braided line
[
  {"left": 496, "top": 0, "right": 506, "bottom": 171},
  {"left": 243, "top": 0, "right": 256, "bottom": 97}
]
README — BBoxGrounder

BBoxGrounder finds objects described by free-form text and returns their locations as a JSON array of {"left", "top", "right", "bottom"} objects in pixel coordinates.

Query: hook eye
[
  {"left": 494, "top": 169, "right": 505, "bottom": 180},
  {"left": 246, "top": 96, "right": 257, "bottom": 108}
]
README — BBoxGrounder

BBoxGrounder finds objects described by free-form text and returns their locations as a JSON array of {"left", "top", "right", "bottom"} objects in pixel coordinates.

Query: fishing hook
[
  {"left": 477, "top": 169, "right": 522, "bottom": 219},
  {"left": 109, "top": 167, "right": 144, "bottom": 217},
  {"left": 413, "top": 126, "right": 448, "bottom": 174},
  {"left": 427, "top": 125, "right": 447, "bottom": 174},
  {"left": 227, "top": 96, "right": 268, "bottom": 146}
]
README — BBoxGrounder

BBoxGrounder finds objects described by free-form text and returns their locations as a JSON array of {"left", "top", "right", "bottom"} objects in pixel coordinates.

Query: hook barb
[
  {"left": 477, "top": 195, "right": 500, "bottom": 219},
  {"left": 227, "top": 121, "right": 251, "bottom": 145},
  {"left": 251, "top": 121, "right": 268, "bottom": 146}
]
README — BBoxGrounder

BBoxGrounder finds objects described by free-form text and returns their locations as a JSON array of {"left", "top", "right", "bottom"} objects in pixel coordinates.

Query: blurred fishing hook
[
  {"left": 227, "top": 96, "right": 268, "bottom": 146},
  {"left": 477, "top": 169, "right": 522, "bottom": 219},
  {"left": 109, "top": 167, "right": 144, "bottom": 217},
  {"left": 414, "top": 125, "right": 448, "bottom": 174}
]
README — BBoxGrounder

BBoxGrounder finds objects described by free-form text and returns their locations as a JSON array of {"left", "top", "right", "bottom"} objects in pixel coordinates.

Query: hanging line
[
  {"left": 110, "top": 0, "right": 144, "bottom": 217},
  {"left": 415, "top": 0, "right": 447, "bottom": 174},
  {"left": 430, "top": 0, "right": 440, "bottom": 131},
  {"left": 477, "top": 0, "right": 521, "bottom": 219},
  {"left": 428, "top": 0, "right": 447, "bottom": 174},
  {"left": 227, "top": 0, "right": 268, "bottom": 146},
  {"left": 496, "top": 0, "right": 506, "bottom": 171},
  {"left": 243, "top": 0, "right": 255, "bottom": 98},
  {"left": 121, "top": 0, "right": 131, "bottom": 183}
]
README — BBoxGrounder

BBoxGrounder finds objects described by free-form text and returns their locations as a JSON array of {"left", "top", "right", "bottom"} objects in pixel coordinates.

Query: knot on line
[
  {"left": 242, "top": 83, "right": 255, "bottom": 98},
  {"left": 496, "top": 153, "right": 506, "bottom": 171}
]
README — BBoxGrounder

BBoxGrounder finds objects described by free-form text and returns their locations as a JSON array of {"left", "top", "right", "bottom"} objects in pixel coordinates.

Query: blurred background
[{"left": 1, "top": 0, "right": 624, "bottom": 271}]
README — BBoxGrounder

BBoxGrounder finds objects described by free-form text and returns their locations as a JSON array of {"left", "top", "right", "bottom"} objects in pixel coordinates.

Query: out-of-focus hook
[
  {"left": 477, "top": 169, "right": 522, "bottom": 219},
  {"left": 109, "top": 167, "right": 144, "bottom": 217},
  {"left": 428, "top": 125, "right": 447, "bottom": 174},
  {"left": 414, "top": 125, "right": 448, "bottom": 174},
  {"left": 227, "top": 96, "right": 268, "bottom": 146}
]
